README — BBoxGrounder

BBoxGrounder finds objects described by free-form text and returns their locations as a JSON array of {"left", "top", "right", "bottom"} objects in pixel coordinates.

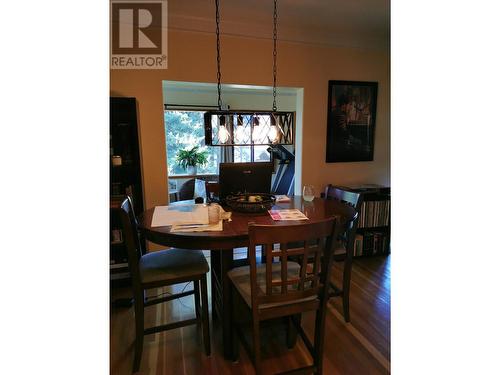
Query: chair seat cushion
[
  {"left": 139, "top": 248, "right": 209, "bottom": 285},
  {"left": 228, "top": 262, "right": 317, "bottom": 309}
]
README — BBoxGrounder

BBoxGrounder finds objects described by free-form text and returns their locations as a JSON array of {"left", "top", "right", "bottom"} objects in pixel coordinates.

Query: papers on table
[
  {"left": 171, "top": 220, "right": 223, "bottom": 233},
  {"left": 151, "top": 204, "right": 209, "bottom": 227},
  {"left": 151, "top": 203, "right": 230, "bottom": 232},
  {"left": 268, "top": 209, "right": 309, "bottom": 221}
]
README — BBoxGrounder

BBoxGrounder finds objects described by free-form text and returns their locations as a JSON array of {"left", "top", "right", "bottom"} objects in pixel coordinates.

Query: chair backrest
[
  {"left": 324, "top": 184, "right": 362, "bottom": 250},
  {"left": 324, "top": 185, "right": 362, "bottom": 210},
  {"left": 205, "top": 181, "right": 220, "bottom": 198},
  {"left": 119, "top": 196, "right": 144, "bottom": 285},
  {"left": 247, "top": 218, "right": 338, "bottom": 309},
  {"left": 178, "top": 178, "right": 196, "bottom": 201}
]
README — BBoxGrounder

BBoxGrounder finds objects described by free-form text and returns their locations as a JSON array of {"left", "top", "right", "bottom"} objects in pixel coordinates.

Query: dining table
[{"left": 139, "top": 196, "right": 357, "bottom": 359}]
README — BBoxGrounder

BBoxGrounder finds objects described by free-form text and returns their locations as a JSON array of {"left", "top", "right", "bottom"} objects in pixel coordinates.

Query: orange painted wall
[{"left": 110, "top": 30, "right": 390, "bottom": 210}]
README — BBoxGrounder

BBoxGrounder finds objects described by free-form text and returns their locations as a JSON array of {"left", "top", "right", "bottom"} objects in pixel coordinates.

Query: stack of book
[
  {"left": 358, "top": 199, "right": 390, "bottom": 228},
  {"left": 330, "top": 184, "right": 390, "bottom": 258},
  {"left": 354, "top": 232, "right": 390, "bottom": 257}
]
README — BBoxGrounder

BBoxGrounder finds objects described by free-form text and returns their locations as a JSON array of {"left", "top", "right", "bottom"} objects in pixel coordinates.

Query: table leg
[
  {"left": 210, "top": 250, "right": 220, "bottom": 321},
  {"left": 221, "top": 250, "right": 235, "bottom": 359},
  {"left": 210, "top": 249, "right": 235, "bottom": 359}
]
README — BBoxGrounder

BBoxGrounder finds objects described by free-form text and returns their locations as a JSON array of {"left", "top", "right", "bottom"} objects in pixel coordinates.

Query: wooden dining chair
[
  {"left": 324, "top": 184, "right": 362, "bottom": 323},
  {"left": 119, "top": 197, "right": 211, "bottom": 373},
  {"left": 178, "top": 178, "right": 196, "bottom": 201},
  {"left": 228, "top": 218, "right": 339, "bottom": 374}
]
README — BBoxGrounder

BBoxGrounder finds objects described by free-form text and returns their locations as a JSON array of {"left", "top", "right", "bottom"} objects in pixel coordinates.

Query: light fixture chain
[
  {"left": 215, "top": 0, "right": 222, "bottom": 110},
  {"left": 272, "top": 0, "right": 278, "bottom": 112}
]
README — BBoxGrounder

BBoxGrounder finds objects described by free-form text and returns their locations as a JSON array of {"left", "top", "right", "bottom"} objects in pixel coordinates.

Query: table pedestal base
[{"left": 210, "top": 250, "right": 235, "bottom": 359}]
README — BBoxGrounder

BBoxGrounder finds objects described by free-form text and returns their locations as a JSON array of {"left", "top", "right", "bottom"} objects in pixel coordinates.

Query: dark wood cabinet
[{"left": 110, "top": 97, "right": 144, "bottom": 282}]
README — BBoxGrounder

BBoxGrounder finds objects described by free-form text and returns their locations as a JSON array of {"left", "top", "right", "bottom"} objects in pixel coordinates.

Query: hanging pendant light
[
  {"left": 204, "top": 0, "right": 294, "bottom": 146},
  {"left": 268, "top": 0, "right": 282, "bottom": 144},
  {"left": 217, "top": 115, "right": 230, "bottom": 143},
  {"left": 212, "top": 0, "right": 230, "bottom": 144}
]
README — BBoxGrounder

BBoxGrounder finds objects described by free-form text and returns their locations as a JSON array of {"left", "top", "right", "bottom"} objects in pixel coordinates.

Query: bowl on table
[{"left": 225, "top": 193, "right": 276, "bottom": 213}]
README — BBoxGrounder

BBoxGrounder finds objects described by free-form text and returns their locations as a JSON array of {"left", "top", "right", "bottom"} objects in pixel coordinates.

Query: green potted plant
[{"left": 175, "top": 146, "right": 208, "bottom": 175}]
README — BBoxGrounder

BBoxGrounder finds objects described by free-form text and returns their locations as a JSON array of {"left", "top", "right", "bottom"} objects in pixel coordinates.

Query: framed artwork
[{"left": 325, "top": 80, "right": 378, "bottom": 162}]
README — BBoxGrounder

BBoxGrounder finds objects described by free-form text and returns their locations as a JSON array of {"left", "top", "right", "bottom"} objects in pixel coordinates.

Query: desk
[{"left": 139, "top": 196, "right": 356, "bottom": 359}]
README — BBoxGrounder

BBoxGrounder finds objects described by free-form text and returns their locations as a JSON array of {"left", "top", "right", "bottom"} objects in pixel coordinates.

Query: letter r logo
[{"left": 112, "top": 2, "right": 162, "bottom": 54}]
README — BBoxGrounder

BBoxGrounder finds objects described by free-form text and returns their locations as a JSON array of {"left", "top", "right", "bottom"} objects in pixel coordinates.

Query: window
[
  {"left": 164, "top": 110, "right": 272, "bottom": 176},
  {"left": 164, "top": 110, "right": 221, "bottom": 175},
  {"left": 234, "top": 145, "right": 271, "bottom": 163}
]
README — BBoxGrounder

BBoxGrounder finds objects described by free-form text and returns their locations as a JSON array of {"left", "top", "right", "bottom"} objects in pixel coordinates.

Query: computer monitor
[{"left": 218, "top": 162, "right": 273, "bottom": 201}]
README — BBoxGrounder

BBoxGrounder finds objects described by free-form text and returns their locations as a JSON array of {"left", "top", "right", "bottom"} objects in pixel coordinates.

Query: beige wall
[{"left": 110, "top": 30, "right": 390, "bottom": 210}]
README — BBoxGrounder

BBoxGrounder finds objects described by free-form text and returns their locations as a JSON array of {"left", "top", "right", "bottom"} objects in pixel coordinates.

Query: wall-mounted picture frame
[{"left": 325, "top": 80, "right": 378, "bottom": 162}]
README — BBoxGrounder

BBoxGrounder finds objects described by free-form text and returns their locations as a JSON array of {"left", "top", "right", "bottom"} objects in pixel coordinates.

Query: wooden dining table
[{"left": 139, "top": 196, "right": 357, "bottom": 359}]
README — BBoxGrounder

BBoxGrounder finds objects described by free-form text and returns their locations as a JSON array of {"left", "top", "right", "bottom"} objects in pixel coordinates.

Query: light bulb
[
  {"left": 268, "top": 113, "right": 281, "bottom": 143},
  {"left": 234, "top": 115, "right": 245, "bottom": 144},
  {"left": 217, "top": 115, "right": 230, "bottom": 144},
  {"left": 235, "top": 125, "right": 245, "bottom": 144},
  {"left": 269, "top": 125, "right": 279, "bottom": 142},
  {"left": 252, "top": 115, "right": 262, "bottom": 143},
  {"left": 218, "top": 125, "right": 230, "bottom": 143}
]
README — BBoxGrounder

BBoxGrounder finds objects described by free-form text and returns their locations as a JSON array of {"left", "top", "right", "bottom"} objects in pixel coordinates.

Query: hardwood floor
[{"left": 110, "top": 253, "right": 390, "bottom": 374}]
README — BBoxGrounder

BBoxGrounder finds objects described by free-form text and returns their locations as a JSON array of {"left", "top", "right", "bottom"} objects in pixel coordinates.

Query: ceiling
[{"left": 168, "top": 0, "right": 390, "bottom": 50}]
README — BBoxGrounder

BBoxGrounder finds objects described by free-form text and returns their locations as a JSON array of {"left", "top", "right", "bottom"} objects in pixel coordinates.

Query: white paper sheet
[
  {"left": 151, "top": 204, "right": 209, "bottom": 227},
  {"left": 170, "top": 220, "right": 223, "bottom": 233},
  {"left": 268, "top": 209, "right": 309, "bottom": 221}
]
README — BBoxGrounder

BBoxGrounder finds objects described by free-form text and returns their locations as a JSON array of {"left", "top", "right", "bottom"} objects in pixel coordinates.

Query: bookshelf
[
  {"left": 331, "top": 184, "right": 390, "bottom": 257},
  {"left": 110, "top": 97, "right": 144, "bottom": 283}
]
